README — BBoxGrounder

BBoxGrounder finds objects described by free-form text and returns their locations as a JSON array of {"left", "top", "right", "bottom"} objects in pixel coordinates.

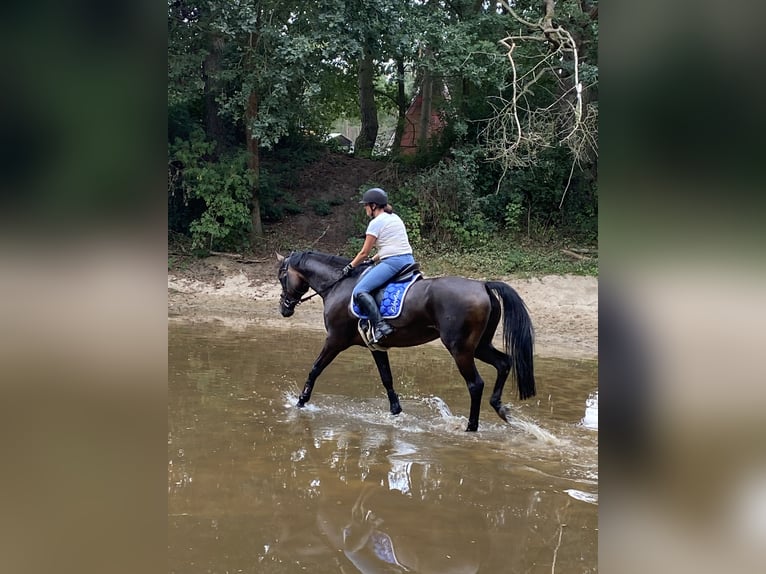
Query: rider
[{"left": 341, "top": 187, "right": 415, "bottom": 344}]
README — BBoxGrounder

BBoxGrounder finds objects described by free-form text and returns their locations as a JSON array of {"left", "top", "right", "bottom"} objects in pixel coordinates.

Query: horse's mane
[{"left": 292, "top": 250, "right": 351, "bottom": 269}]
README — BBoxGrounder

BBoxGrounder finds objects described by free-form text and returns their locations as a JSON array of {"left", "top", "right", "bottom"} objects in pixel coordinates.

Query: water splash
[
  {"left": 418, "top": 396, "right": 472, "bottom": 434},
  {"left": 564, "top": 489, "right": 598, "bottom": 504},
  {"left": 281, "top": 390, "right": 320, "bottom": 412},
  {"left": 422, "top": 395, "right": 453, "bottom": 418},
  {"left": 280, "top": 389, "right": 567, "bottom": 449},
  {"left": 506, "top": 416, "right": 566, "bottom": 445},
  {"left": 581, "top": 391, "right": 598, "bottom": 430}
]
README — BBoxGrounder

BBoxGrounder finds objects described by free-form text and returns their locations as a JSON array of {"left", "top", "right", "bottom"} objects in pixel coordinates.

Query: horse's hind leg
[
  {"left": 371, "top": 350, "right": 402, "bottom": 415},
  {"left": 297, "top": 337, "right": 346, "bottom": 407},
  {"left": 456, "top": 353, "right": 485, "bottom": 431},
  {"left": 474, "top": 296, "right": 513, "bottom": 423},
  {"left": 475, "top": 343, "right": 512, "bottom": 423},
  {"left": 444, "top": 346, "right": 485, "bottom": 431}
]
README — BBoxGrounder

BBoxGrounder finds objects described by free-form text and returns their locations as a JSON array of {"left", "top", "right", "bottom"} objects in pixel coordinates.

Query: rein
[
  {"left": 296, "top": 289, "right": 324, "bottom": 304},
  {"left": 282, "top": 271, "right": 344, "bottom": 308}
]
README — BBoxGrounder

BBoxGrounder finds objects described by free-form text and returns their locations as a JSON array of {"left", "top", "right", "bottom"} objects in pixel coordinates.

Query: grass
[
  {"left": 337, "top": 231, "right": 597, "bottom": 278},
  {"left": 170, "top": 226, "right": 597, "bottom": 280},
  {"left": 412, "top": 235, "right": 598, "bottom": 278}
]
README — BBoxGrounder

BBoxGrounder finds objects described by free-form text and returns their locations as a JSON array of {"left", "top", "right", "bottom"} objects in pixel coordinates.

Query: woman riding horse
[
  {"left": 277, "top": 247, "right": 536, "bottom": 431},
  {"left": 340, "top": 188, "right": 415, "bottom": 345}
]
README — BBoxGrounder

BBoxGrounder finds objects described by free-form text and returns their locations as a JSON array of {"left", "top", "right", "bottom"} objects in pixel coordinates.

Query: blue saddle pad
[{"left": 350, "top": 274, "right": 421, "bottom": 319}]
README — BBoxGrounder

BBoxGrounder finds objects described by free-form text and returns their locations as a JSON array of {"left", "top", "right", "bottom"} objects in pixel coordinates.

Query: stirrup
[{"left": 371, "top": 321, "right": 394, "bottom": 344}]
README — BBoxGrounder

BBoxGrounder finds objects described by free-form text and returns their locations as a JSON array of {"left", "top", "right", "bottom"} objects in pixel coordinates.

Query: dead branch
[
  {"left": 489, "top": 0, "right": 597, "bottom": 181},
  {"left": 561, "top": 248, "right": 592, "bottom": 261},
  {"left": 310, "top": 225, "right": 330, "bottom": 247},
  {"left": 209, "top": 250, "right": 246, "bottom": 259},
  {"left": 208, "top": 251, "right": 271, "bottom": 264}
]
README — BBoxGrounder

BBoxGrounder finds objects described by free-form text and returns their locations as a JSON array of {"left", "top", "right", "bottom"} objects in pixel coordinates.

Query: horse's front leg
[
  {"left": 371, "top": 350, "right": 402, "bottom": 415},
  {"left": 297, "top": 336, "right": 346, "bottom": 407}
]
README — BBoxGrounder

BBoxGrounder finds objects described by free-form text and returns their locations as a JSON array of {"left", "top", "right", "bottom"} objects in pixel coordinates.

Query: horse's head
[{"left": 276, "top": 252, "right": 309, "bottom": 317}]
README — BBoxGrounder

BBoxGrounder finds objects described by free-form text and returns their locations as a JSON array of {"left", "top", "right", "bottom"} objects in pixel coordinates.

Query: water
[{"left": 168, "top": 323, "right": 598, "bottom": 573}]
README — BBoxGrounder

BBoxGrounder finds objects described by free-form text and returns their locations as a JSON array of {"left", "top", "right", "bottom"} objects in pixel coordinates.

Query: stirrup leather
[{"left": 357, "top": 319, "right": 390, "bottom": 351}]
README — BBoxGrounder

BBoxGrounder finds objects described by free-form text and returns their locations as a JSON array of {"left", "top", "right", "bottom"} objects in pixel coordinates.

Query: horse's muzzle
[{"left": 280, "top": 304, "right": 295, "bottom": 317}]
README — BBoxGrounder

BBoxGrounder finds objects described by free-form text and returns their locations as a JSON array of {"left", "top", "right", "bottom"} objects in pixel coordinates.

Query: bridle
[
  {"left": 280, "top": 282, "right": 327, "bottom": 310},
  {"left": 278, "top": 267, "right": 309, "bottom": 311},
  {"left": 278, "top": 257, "right": 343, "bottom": 311}
]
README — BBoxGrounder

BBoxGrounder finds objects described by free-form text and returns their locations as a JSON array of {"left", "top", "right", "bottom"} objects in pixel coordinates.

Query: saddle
[
  {"left": 350, "top": 263, "right": 423, "bottom": 349},
  {"left": 387, "top": 262, "right": 421, "bottom": 283},
  {"left": 351, "top": 263, "right": 422, "bottom": 318}
]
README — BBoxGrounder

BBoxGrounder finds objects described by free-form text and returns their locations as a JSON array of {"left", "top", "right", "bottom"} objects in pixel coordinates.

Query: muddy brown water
[{"left": 169, "top": 323, "right": 598, "bottom": 573}]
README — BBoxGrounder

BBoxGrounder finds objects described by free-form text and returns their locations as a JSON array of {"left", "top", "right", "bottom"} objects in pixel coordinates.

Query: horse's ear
[{"left": 276, "top": 252, "right": 285, "bottom": 263}]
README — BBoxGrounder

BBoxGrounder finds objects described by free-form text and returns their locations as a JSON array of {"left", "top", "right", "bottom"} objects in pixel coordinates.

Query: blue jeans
[{"left": 352, "top": 254, "right": 415, "bottom": 297}]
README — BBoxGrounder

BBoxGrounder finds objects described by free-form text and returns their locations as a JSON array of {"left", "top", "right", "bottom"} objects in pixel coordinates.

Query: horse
[{"left": 276, "top": 250, "right": 535, "bottom": 431}]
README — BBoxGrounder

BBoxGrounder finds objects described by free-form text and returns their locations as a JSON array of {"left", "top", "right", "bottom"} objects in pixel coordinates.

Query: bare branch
[
  {"left": 309, "top": 225, "right": 330, "bottom": 247},
  {"left": 486, "top": 0, "right": 597, "bottom": 198}
]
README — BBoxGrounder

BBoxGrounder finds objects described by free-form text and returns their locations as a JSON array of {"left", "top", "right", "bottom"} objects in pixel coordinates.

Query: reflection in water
[
  {"left": 168, "top": 324, "right": 598, "bottom": 573},
  {"left": 319, "top": 483, "right": 481, "bottom": 573}
]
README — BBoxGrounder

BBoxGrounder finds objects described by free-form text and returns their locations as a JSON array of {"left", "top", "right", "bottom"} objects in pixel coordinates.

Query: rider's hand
[{"left": 341, "top": 263, "right": 353, "bottom": 277}]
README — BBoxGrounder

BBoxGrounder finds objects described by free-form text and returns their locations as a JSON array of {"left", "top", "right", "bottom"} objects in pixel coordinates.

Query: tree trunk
[
  {"left": 417, "top": 67, "right": 433, "bottom": 152},
  {"left": 245, "top": 90, "right": 263, "bottom": 242},
  {"left": 355, "top": 46, "right": 378, "bottom": 155},
  {"left": 391, "top": 57, "right": 406, "bottom": 153},
  {"left": 203, "top": 34, "right": 226, "bottom": 153}
]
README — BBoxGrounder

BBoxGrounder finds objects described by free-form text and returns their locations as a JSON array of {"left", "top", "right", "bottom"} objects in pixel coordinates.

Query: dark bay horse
[{"left": 276, "top": 250, "right": 535, "bottom": 431}]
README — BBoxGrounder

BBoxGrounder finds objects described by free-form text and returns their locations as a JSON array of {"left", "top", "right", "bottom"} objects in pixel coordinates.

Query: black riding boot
[{"left": 354, "top": 292, "right": 394, "bottom": 344}]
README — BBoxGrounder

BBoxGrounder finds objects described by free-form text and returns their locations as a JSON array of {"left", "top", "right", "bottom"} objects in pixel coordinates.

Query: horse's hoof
[
  {"left": 390, "top": 403, "right": 402, "bottom": 415},
  {"left": 497, "top": 406, "right": 510, "bottom": 423},
  {"left": 465, "top": 424, "right": 478, "bottom": 432},
  {"left": 296, "top": 399, "right": 306, "bottom": 408}
]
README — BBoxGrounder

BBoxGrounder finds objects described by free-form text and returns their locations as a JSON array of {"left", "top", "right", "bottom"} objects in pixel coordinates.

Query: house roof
[{"left": 326, "top": 133, "right": 353, "bottom": 145}]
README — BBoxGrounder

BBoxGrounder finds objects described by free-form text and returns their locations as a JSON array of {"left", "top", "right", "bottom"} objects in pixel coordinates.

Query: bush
[
  {"left": 259, "top": 169, "right": 303, "bottom": 221},
  {"left": 168, "top": 130, "right": 252, "bottom": 251},
  {"left": 309, "top": 198, "right": 333, "bottom": 216},
  {"left": 396, "top": 151, "right": 487, "bottom": 247}
]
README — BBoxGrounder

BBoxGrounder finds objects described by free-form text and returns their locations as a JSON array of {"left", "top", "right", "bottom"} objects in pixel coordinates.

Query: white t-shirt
[{"left": 366, "top": 212, "right": 412, "bottom": 259}]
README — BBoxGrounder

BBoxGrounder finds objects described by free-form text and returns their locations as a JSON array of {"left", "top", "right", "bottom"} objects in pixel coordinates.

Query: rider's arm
[{"left": 349, "top": 234, "right": 376, "bottom": 268}]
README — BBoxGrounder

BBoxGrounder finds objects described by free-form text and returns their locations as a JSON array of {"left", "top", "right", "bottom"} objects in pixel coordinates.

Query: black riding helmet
[{"left": 359, "top": 187, "right": 388, "bottom": 206}]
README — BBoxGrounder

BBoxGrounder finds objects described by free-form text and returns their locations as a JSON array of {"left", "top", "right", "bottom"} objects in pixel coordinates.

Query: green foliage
[
  {"left": 257, "top": 168, "right": 303, "bottom": 222},
  {"left": 389, "top": 140, "right": 596, "bottom": 253},
  {"left": 454, "top": 145, "right": 598, "bottom": 242},
  {"left": 343, "top": 236, "right": 365, "bottom": 259},
  {"left": 169, "top": 131, "right": 252, "bottom": 251},
  {"left": 395, "top": 150, "right": 496, "bottom": 248},
  {"left": 388, "top": 188, "right": 423, "bottom": 247},
  {"left": 309, "top": 198, "right": 333, "bottom": 216},
  {"left": 418, "top": 235, "right": 598, "bottom": 278},
  {"left": 503, "top": 198, "right": 525, "bottom": 234},
  {"left": 167, "top": 0, "right": 598, "bottom": 250}
]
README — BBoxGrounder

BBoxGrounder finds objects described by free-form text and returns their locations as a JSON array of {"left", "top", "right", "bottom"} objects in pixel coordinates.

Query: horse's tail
[{"left": 485, "top": 281, "right": 536, "bottom": 400}]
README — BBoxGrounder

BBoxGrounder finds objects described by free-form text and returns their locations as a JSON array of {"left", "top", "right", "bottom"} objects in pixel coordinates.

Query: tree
[
  {"left": 489, "top": 1, "right": 599, "bottom": 173},
  {"left": 167, "top": 0, "right": 598, "bottom": 249},
  {"left": 356, "top": 44, "right": 379, "bottom": 154}
]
